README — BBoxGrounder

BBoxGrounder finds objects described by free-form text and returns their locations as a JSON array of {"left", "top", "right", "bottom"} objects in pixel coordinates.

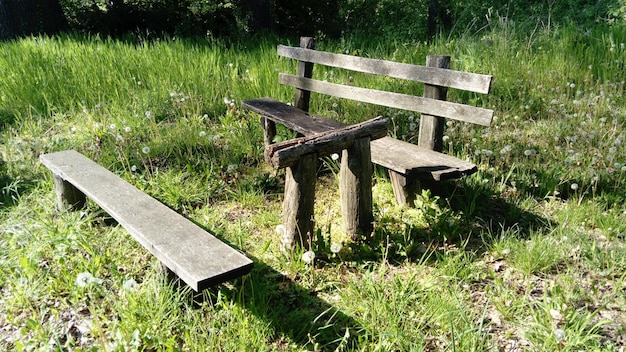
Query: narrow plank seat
[{"left": 40, "top": 150, "right": 253, "bottom": 291}]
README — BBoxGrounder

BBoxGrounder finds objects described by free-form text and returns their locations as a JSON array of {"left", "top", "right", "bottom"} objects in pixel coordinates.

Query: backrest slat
[
  {"left": 278, "top": 45, "right": 493, "bottom": 94},
  {"left": 279, "top": 74, "right": 493, "bottom": 126}
]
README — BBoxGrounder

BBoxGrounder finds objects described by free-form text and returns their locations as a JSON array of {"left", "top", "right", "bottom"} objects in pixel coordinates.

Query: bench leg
[
  {"left": 52, "top": 174, "right": 86, "bottom": 211},
  {"left": 260, "top": 117, "right": 276, "bottom": 147},
  {"left": 340, "top": 137, "right": 374, "bottom": 241},
  {"left": 389, "top": 171, "right": 418, "bottom": 206},
  {"left": 281, "top": 153, "right": 317, "bottom": 252},
  {"left": 389, "top": 171, "right": 442, "bottom": 207}
]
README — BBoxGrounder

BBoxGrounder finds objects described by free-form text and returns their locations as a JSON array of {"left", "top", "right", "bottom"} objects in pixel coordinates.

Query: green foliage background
[{"left": 54, "top": 0, "right": 625, "bottom": 40}]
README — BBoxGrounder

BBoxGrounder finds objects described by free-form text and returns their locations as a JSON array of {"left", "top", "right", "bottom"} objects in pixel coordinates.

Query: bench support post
[
  {"left": 294, "top": 37, "right": 316, "bottom": 112},
  {"left": 340, "top": 137, "right": 374, "bottom": 240},
  {"left": 261, "top": 116, "right": 277, "bottom": 147},
  {"left": 390, "top": 55, "right": 450, "bottom": 205},
  {"left": 281, "top": 153, "right": 317, "bottom": 251},
  {"left": 52, "top": 174, "right": 86, "bottom": 210}
]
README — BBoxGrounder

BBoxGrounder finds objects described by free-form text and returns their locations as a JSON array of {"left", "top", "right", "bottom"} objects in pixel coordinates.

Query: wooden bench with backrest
[
  {"left": 40, "top": 150, "right": 253, "bottom": 291},
  {"left": 244, "top": 37, "right": 494, "bottom": 210}
]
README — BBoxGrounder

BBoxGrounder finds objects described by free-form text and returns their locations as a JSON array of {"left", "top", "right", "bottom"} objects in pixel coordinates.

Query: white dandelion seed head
[
  {"left": 109, "top": 123, "right": 116, "bottom": 130},
  {"left": 302, "top": 251, "right": 315, "bottom": 264},
  {"left": 123, "top": 278, "right": 139, "bottom": 291},
  {"left": 523, "top": 149, "right": 537, "bottom": 156},
  {"left": 554, "top": 328, "right": 566, "bottom": 341},
  {"left": 331, "top": 153, "right": 340, "bottom": 161},
  {"left": 199, "top": 131, "right": 206, "bottom": 137},
  {"left": 144, "top": 111, "right": 152, "bottom": 119},
  {"left": 131, "top": 165, "right": 137, "bottom": 172},
  {"left": 76, "top": 272, "right": 101, "bottom": 287},
  {"left": 124, "top": 126, "right": 131, "bottom": 133},
  {"left": 275, "top": 224, "right": 285, "bottom": 235},
  {"left": 330, "top": 243, "right": 343, "bottom": 254},
  {"left": 442, "top": 135, "right": 450, "bottom": 143},
  {"left": 116, "top": 135, "right": 123, "bottom": 142},
  {"left": 570, "top": 183, "right": 579, "bottom": 191},
  {"left": 226, "top": 164, "right": 237, "bottom": 173},
  {"left": 141, "top": 146, "right": 150, "bottom": 154}
]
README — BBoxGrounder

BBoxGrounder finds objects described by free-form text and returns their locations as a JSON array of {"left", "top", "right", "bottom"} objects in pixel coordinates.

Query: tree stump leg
[
  {"left": 52, "top": 174, "right": 86, "bottom": 211},
  {"left": 340, "top": 137, "right": 374, "bottom": 241},
  {"left": 281, "top": 153, "right": 317, "bottom": 252}
]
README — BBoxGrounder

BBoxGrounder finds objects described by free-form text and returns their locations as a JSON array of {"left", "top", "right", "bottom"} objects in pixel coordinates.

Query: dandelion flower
[
  {"left": 131, "top": 165, "right": 137, "bottom": 172},
  {"left": 570, "top": 183, "right": 579, "bottom": 191},
  {"left": 554, "top": 328, "right": 566, "bottom": 342},
  {"left": 331, "top": 153, "right": 339, "bottom": 161},
  {"left": 523, "top": 149, "right": 537, "bottom": 156},
  {"left": 226, "top": 164, "right": 237, "bottom": 173},
  {"left": 302, "top": 251, "right": 315, "bottom": 264},
  {"left": 144, "top": 111, "right": 152, "bottom": 119},
  {"left": 442, "top": 135, "right": 450, "bottom": 143},
  {"left": 330, "top": 243, "right": 343, "bottom": 254},
  {"left": 124, "top": 126, "right": 131, "bottom": 133},
  {"left": 109, "top": 123, "right": 116, "bottom": 130},
  {"left": 199, "top": 131, "right": 206, "bottom": 137},
  {"left": 275, "top": 224, "right": 285, "bottom": 235},
  {"left": 141, "top": 146, "right": 150, "bottom": 154},
  {"left": 76, "top": 272, "right": 101, "bottom": 287},
  {"left": 123, "top": 278, "right": 139, "bottom": 291}
]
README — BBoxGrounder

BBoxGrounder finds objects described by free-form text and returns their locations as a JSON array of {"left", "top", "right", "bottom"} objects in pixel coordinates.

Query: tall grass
[{"left": 1, "top": 21, "right": 625, "bottom": 350}]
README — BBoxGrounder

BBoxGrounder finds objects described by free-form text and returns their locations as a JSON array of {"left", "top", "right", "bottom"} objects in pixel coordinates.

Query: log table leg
[
  {"left": 281, "top": 153, "right": 317, "bottom": 251},
  {"left": 340, "top": 136, "right": 374, "bottom": 241}
]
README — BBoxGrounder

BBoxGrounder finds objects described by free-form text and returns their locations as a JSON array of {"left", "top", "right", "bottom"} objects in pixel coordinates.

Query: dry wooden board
[
  {"left": 277, "top": 45, "right": 493, "bottom": 94},
  {"left": 279, "top": 74, "right": 493, "bottom": 126},
  {"left": 370, "top": 137, "right": 477, "bottom": 180},
  {"left": 243, "top": 98, "right": 478, "bottom": 180},
  {"left": 40, "top": 150, "right": 253, "bottom": 291}
]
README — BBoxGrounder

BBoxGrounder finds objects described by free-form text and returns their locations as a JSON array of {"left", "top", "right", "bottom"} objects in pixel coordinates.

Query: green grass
[{"left": 1, "top": 21, "right": 626, "bottom": 350}]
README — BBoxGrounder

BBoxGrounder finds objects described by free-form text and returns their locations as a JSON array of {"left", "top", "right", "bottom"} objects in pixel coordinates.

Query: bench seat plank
[
  {"left": 40, "top": 150, "right": 253, "bottom": 291},
  {"left": 243, "top": 98, "right": 477, "bottom": 180}
]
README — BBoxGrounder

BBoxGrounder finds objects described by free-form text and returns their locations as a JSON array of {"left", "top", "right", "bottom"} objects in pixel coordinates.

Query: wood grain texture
[
  {"left": 278, "top": 45, "right": 493, "bottom": 94},
  {"left": 264, "top": 117, "right": 387, "bottom": 169},
  {"left": 278, "top": 74, "right": 493, "bottom": 126},
  {"left": 40, "top": 150, "right": 253, "bottom": 291},
  {"left": 281, "top": 153, "right": 317, "bottom": 251},
  {"left": 243, "top": 98, "right": 479, "bottom": 180}
]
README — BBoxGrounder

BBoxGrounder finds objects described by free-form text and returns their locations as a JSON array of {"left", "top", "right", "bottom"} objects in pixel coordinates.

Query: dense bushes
[{"left": 3, "top": 0, "right": 624, "bottom": 40}]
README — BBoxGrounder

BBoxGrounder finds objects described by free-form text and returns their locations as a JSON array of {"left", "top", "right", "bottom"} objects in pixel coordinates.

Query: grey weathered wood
[
  {"left": 418, "top": 55, "right": 450, "bottom": 152},
  {"left": 371, "top": 137, "right": 477, "bottom": 180},
  {"left": 278, "top": 45, "right": 493, "bottom": 94},
  {"left": 244, "top": 97, "right": 347, "bottom": 134},
  {"left": 279, "top": 74, "right": 493, "bottom": 126},
  {"left": 52, "top": 174, "right": 86, "bottom": 210},
  {"left": 243, "top": 98, "right": 479, "bottom": 181},
  {"left": 281, "top": 153, "right": 317, "bottom": 251},
  {"left": 265, "top": 117, "right": 387, "bottom": 169},
  {"left": 40, "top": 150, "right": 253, "bottom": 291},
  {"left": 261, "top": 116, "right": 277, "bottom": 147},
  {"left": 294, "top": 37, "right": 316, "bottom": 112},
  {"left": 340, "top": 137, "right": 374, "bottom": 240}
]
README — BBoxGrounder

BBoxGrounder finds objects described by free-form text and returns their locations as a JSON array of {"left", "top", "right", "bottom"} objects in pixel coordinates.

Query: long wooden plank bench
[
  {"left": 244, "top": 37, "right": 494, "bottom": 206},
  {"left": 40, "top": 150, "right": 253, "bottom": 291}
]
